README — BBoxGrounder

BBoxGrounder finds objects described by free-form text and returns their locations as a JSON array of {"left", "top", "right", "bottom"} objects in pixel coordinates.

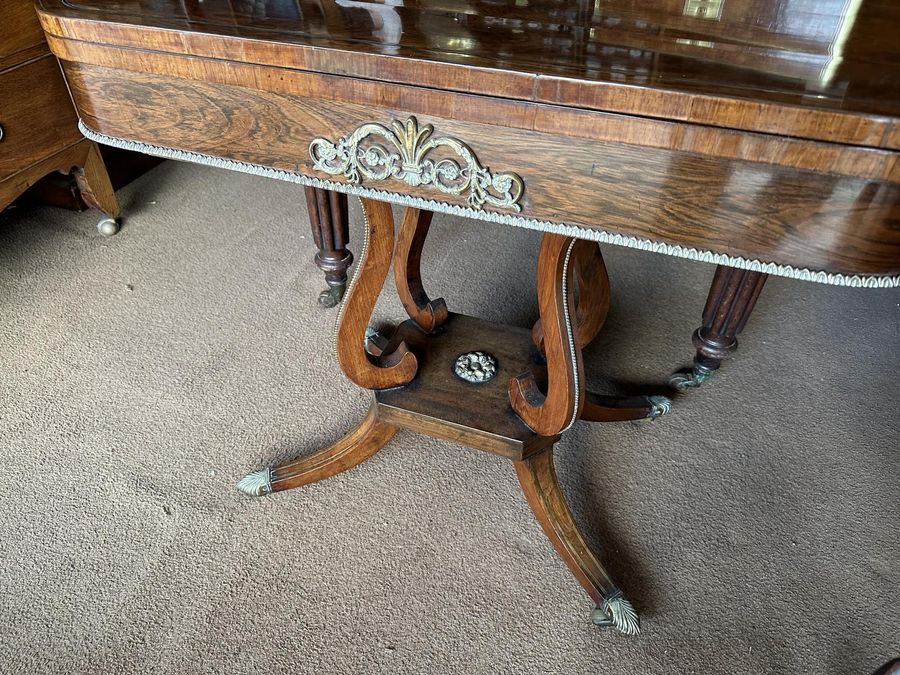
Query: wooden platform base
[{"left": 377, "top": 313, "right": 557, "bottom": 460}]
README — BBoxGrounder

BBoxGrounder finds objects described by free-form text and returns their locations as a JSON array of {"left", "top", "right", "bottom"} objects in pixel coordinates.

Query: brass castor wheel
[
  {"left": 318, "top": 280, "right": 346, "bottom": 308},
  {"left": 96, "top": 217, "right": 119, "bottom": 237},
  {"left": 669, "top": 364, "right": 714, "bottom": 391}
]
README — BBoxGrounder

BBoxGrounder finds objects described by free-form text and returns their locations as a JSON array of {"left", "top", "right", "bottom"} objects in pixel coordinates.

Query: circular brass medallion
[{"left": 453, "top": 351, "right": 497, "bottom": 383}]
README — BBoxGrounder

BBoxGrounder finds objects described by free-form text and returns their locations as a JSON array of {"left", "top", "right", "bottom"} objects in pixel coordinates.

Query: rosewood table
[{"left": 36, "top": 0, "right": 900, "bottom": 635}]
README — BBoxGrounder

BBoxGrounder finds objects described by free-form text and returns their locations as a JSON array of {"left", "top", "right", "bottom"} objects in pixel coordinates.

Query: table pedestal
[{"left": 239, "top": 198, "right": 671, "bottom": 635}]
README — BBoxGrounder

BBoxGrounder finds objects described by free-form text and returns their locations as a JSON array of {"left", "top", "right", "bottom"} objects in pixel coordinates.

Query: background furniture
[{"left": 1, "top": 0, "right": 118, "bottom": 235}]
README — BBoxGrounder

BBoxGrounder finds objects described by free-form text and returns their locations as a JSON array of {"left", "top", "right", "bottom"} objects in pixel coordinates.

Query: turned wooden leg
[
  {"left": 394, "top": 207, "right": 448, "bottom": 332},
  {"left": 336, "top": 198, "right": 417, "bottom": 390},
  {"left": 237, "top": 405, "right": 396, "bottom": 496},
  {"left": 73, "top": 142, "right": 120, "bottom": 236},
  {"left": 305, "top": 186, "right": 353, "bottom": 308},
  {"left": 671, "top": 265, "right": 768, "bottom": 390},
  {"left": 515, "top": 447, "right": 639, "bottom": 634}
]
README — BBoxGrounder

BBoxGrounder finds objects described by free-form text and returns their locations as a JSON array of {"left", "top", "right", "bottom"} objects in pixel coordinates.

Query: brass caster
[
  {"left": 96, "top": 217, "right": 119, "bottom": 237},
  {"left": 318, "top": 280, "right": 346, "bottom": 308},
  {"left": 669, "top": 364, "right": 714, "bottom": 391},
  {"left": 591, "top": 589, "right": 640, "bottom": 635}
]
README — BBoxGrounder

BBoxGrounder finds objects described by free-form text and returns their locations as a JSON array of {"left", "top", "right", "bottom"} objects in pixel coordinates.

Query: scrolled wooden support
[
  {"left": 335, "top": 198, "right": 418, "bottom": 390},
  {"left": 571, "top": 241, "right": 611, "bottom": 349},
  {"left": 532, "top": 240, "right": 610, "bottom": 352},
  {"left": 393, "top": 207, "right": 448, "bottom": 332},
  {"left": 510, "top": 233, "right": 584, "bottom": 437}
]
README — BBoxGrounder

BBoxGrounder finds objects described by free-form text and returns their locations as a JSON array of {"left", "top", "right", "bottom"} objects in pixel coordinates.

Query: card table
[{"left": 35, "top": 0, "right": 900, "bottom": 634}]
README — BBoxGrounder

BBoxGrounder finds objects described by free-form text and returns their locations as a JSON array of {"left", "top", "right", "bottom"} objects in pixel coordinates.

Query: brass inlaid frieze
[{"left": 309, "top": 117, "right": 524, "bottom": 212}]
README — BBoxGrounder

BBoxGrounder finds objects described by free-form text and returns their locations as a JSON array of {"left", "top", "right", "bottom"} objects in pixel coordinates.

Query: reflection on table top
[{"left": 44, "top": 0, "right": 900, "bottom": 121}]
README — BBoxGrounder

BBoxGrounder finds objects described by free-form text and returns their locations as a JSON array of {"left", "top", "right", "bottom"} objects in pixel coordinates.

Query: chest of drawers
[{"left": 0, "top": 0, "right": 118, "bottom": 233}]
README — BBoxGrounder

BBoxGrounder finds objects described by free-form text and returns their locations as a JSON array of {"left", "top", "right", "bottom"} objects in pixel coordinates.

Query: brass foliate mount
[{"left": 309, "top": 116, "right": 524, "bottom": 212}]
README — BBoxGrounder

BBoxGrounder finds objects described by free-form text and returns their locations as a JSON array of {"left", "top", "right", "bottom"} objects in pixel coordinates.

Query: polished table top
[
  {"left": 37, "top": 0, "right": 900, "bottom": 285},
  {"left": 40, "top": 0, "right": 900, "bottom": 146}
]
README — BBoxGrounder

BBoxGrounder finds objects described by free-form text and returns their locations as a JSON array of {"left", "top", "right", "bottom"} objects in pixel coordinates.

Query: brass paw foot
[
  {"left": 591, "top": 589, "right": 640, "bottom": 635},
  {"left": 632, "top": 395, "right": 673, "bottom": 425},
  {"left": 318, "top": 281, "right": 346, "bottom": 308},
  {"left": 669, "top": 364, "right": 714, "bottom": 391},
  {"left": 236, "top": 468, "right": 272, "bottom": 496},
  {"left": 647, "top": 395, "right": 672, "bottom": 419}
]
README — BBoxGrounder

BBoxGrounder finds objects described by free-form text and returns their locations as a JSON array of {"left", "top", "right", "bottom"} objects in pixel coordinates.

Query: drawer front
[
  {"left": 1, "top": 0, "right": 46, "bottom": 64},
  {"left": 0, "top": 55, "right": 81, "bottom": 181}
]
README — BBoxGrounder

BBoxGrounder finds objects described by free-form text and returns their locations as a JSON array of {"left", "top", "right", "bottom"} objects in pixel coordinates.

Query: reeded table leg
[
  {"left": 671, "top": 265, "right": 768, "bottom": 390},
  {"left": 305, "top": 186, "right": 353, "bottom": 308}
]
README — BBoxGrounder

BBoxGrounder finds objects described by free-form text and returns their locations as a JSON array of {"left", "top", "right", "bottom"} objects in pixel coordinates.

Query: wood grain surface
[
  {"left": 335, "top": 198, "right": 418, "bottom": 390},
  {"left": 34, "top": 1, "right": 900, "bottom": 280},
  {"left": 49, "top": 58, "right": 900, "bottom": 278},
  {"left": 376, "top": 313, "right": 558, "bottom": 460},
  {"left": 1, "top": 0, "right": 46, "bottom": 67},
  {"left": 269, "top": 405, "right": 397, "bottom": 493},
  {"left": 0, "top": 55, "right": 82, "bottom": 182},
  {"left": 36, "top": 0, "right": 900, "bottom": 147},
  {"left": 514, "top": 447, "right": 617, "bottom": 605}
]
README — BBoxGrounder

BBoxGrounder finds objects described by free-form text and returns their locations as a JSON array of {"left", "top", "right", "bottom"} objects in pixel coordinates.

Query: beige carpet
[{"left": 1, "top": 161, "right": 897, "bottom": 675}]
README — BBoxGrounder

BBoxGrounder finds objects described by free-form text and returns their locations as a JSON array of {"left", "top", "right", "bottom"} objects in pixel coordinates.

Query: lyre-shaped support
[
  {"left": 532, "top": 240, "right": 610, "bottom": 352},
  {"left": 393, "top": 207, "right": 448, "bottom": 332},
  {"left": 529, "top": 242, "right": 670, "bottom": 425},
  {"left": 336, "top": 198, "right": 418, "bottom": 390},
  {"left": 510, "top": 233, "right": 585, "bottom": 437}
]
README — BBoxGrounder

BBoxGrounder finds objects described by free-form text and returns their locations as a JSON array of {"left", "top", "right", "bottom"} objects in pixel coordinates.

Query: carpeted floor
[{"left": 1, "top": 161, "right": 897, "bottom": 675}]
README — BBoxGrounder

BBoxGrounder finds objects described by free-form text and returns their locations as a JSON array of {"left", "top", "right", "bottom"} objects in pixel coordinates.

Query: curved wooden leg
[
  {"left": 532, "top": 240, "right": 610, "bottom": 352},
  {"left": 580, "top": 392, "right": 671, "bottom": 422},
  {"left": 393, "top": 207, "right": 448, "bottom": 332},
  {"left": 336, "top": 198, "right": 418, "bottom": 390},
  {"left": 237, "top": 406, "right": 396, "bottom": 496},
  {"left": 514, "top": 447, "right": 639, "bottom": 635},
  {"left": 670, "top": 265, "right": 768, "bottom": 390},
  {"left": 510, "top": 234, "right": 583, "bottom": 436},
  {"left": 305, "top": 186, "right": 353, "bottom": 308}
]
